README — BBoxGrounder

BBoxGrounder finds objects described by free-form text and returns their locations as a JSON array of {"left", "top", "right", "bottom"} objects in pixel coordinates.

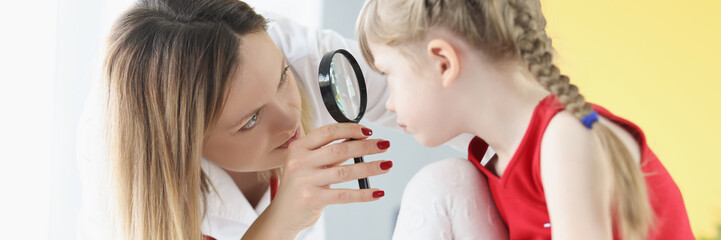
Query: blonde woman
[
  {"left": 356, "top": 0, "right": 693, "bottom": 239},
  {"left": 75, "top": 0, "right": 422, "bottom": 239}
]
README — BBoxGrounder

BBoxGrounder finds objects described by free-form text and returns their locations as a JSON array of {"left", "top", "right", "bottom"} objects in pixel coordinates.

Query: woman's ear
[{"left": 427, "top": 39, "right": 460, "bottom": 88}]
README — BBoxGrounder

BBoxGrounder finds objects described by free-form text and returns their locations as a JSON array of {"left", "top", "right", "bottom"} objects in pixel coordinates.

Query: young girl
[
  {"left": 77, "top": 0, "right": 401, "bottom": 239},
  {"left": 357, "top": 0, "right": 693, "bottom": 239}
]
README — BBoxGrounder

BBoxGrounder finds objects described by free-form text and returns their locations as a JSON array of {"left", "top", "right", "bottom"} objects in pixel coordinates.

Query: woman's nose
[{"left": 267, "top": 100, "right": 299, "bottom": 134}]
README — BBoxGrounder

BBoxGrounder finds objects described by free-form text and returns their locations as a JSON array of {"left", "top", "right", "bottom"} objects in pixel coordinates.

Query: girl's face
[
  {"left": 203, "top": 32, "right": 303, "bottom": 172},
  {"left": 368, "top": 42, "right": 463, "bottom": 147}
]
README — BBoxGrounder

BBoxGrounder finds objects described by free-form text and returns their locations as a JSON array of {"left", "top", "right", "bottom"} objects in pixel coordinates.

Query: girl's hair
[
  {"left": 358, "top": 0, "right": 653, "bottom": 239},
  {"left": 104, "top": 0, "right": 312, "bottom": 239}
]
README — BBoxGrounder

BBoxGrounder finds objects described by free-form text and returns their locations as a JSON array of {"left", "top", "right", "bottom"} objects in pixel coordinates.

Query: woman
[{"left": 76, "top": 0, "right": 412, "bottom": 239}]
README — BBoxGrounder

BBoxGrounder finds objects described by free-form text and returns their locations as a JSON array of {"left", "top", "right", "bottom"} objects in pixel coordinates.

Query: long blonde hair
[
  {"left": 358, "top": 0, "right": 654, "bottom": 239},
  {"left": 104, "top": 0, "right": 270, "bottom": 239}
]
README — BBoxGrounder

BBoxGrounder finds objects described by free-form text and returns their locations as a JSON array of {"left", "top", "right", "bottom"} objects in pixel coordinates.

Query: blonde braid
[
  {"left": 508, "top": 1, "right": 591, "bottom": 117},
  {"left": 508, "top": 1, "right": 654, "bottom": 239}
]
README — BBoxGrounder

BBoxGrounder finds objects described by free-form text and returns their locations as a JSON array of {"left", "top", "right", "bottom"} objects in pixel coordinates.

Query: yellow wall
[{"left": 541, "top": 0, "right": 721, "bottom": 237}]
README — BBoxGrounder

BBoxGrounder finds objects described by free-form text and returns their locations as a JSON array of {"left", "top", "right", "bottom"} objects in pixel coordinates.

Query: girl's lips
[
  {"left": 399, "top": 124, "right": 407, "bottom": 132},
  {"left": 277, "top": 127, "right": 300, "bottom": 149}
]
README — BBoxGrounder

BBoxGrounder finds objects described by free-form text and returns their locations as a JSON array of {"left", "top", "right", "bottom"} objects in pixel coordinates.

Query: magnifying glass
[{"left": 318, "top": 49, "right": 370, "bottom": 189}]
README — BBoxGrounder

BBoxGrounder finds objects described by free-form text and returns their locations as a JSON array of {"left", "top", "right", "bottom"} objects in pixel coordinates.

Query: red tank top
[{"left": 467, "top": 95, "right": 694, "bottom": 239}]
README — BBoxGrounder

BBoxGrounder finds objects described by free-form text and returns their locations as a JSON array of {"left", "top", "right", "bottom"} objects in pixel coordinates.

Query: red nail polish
[
  {"left": 377, "top": 140, "right": 390, "bottom": 150},
  {"left": 380, "top": 161, "right": 393, "bottom": 170},
  {"left": 373, "top": 190, "right": 385, "bottom": 198},
  {"left": 362, "top": 127, "right": 373, "bottom": 136}
]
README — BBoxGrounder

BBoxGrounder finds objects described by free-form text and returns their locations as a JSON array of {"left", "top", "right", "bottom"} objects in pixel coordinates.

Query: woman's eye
[
  {"left": 280, "top": 66, "right": 290, "bottom": 88},
  {"left": 240, "top": 112, "right": 259, "bottom": 131}
]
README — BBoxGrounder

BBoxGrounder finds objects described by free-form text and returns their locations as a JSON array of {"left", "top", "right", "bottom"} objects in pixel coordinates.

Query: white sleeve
[
  {"left": 296, "top": 212, "right": 327, "bottom": 240},
  {"left": 201, "top": 215, "right": 326, "bottom": 240},
  {"left": 392, "top": 158, "right": 508, "bottom": 240}
]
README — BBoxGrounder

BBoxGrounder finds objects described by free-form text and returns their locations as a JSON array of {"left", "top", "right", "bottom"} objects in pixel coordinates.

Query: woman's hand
[{"left": 243, "top": 123, "right": 392, "bottom": 240}]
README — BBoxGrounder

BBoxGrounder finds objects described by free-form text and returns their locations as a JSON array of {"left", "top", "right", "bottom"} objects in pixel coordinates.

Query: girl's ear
[{"left": 427, "top": 39, "right": 460, "bottom": 88}]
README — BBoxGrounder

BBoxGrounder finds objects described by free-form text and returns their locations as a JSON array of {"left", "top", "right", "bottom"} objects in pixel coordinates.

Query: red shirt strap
[
  {"left": 202, "top": 235, "right": 217, "bottom": 240},
  {"left": 270, "top": 174, "right": 279, "bottom": 201}
]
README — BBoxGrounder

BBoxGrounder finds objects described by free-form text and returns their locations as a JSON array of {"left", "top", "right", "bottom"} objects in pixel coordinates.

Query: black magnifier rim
[{"left": 318, "top": 49, "right": 368, "bottom": 123}]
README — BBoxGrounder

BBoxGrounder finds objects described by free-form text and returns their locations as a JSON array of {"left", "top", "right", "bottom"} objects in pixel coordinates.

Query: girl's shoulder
[
  {"left": 537, "top": 105, "right": 643, "bottom": 193},
  {"left": 539, "top": 110, "right": 608, "bottom": 183},
  {"left": 540, "top": 107, "right": 643, "bottom": 169}
]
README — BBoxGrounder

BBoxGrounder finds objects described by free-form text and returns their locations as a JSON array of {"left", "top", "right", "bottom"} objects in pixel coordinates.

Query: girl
[
  {"left": 356, "top": 0, "right": 694, "bottom": 239},
  {"left": 76, "top": 0, "right": 405, "bottom": 239}
]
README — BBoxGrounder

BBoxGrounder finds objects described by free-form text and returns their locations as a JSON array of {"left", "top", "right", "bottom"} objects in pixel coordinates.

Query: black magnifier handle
[
  {"left": 350, "top": 138, "right": 370, "bottom": 189},
  {"left": 354, "top": 156, "right": 370, "bottom": 189}
]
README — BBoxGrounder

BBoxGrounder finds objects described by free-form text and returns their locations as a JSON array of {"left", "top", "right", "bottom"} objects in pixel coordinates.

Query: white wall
[
  {"left": 52, "top": 0, "right": 136, "bottom": 239},
  {"left": 244, "top": 0, "right": 323, "bottom": 29},
  {"left": 50, "top": 0, "right": 131, "bottom": 238},
  {"left": 0, "top": 0, "right": 57, "bottom": 238}
]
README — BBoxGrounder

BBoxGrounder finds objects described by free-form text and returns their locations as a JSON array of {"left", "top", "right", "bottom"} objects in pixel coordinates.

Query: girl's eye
[{"left": 240, "top": 111, "right": 259, "bottom": 131}]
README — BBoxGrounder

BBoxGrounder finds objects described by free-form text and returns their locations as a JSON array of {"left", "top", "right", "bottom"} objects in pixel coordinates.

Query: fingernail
[
  {"left": 373, "top": 190, "right": 385, "bottom": 198},
  {"left": 380, "top": 161, "right": 393, "bottom": 170},
  {"left": 362, "top": 127, "right": 373, "bottom": 136},
  {"left": 377, "top": 140, "right": 390, "bottom": 150}
]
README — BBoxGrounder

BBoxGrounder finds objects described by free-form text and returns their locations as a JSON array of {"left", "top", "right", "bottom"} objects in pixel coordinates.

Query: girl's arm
[
  {"left": 540, "top": 112, "right": 614, "bottom": 240},
  {"left": 392, "top": 158, "right": 508, "bottom": 240}
]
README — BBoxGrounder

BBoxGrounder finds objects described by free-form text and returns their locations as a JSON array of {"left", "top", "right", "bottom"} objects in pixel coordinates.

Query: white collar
[{"left": 201, "top": 158, "right": 271, "bottom": 224}]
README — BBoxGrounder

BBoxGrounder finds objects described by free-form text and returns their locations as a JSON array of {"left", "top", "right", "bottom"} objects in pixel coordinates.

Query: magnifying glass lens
[{"left": 330, "top": 54, "right": 361, "bottom": 120}]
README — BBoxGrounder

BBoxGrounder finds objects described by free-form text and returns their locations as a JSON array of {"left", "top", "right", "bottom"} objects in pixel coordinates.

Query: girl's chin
[{"left": 413, "top": 133, "right": 448, "bottom": 148}]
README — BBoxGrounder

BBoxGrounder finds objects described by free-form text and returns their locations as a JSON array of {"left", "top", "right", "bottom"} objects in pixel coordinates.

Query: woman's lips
[{"left": 277, "top": 127, "right": 300, "bottom": 149}]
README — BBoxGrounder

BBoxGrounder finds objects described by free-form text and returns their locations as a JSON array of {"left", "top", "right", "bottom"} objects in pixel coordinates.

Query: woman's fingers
[
  {"left": 321, "top": 188, "right": 386, "bottom": 205},
  {"left": 311, "top": 138, "right": 390, "bottom": 167},
  {"left": 314, "top": 160, "right": 393, "bottom": 186},
  {"left": 291, "top": 123, "right": 372, "bottom": 150}
]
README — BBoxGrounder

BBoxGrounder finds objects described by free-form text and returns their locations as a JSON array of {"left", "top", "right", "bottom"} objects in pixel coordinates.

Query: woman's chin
[
  {"left": 223, "top": 158, "right": 285, "bottom": 173},
  {"left": 264, "top": 154, "right": 288, "bottom": 169}
]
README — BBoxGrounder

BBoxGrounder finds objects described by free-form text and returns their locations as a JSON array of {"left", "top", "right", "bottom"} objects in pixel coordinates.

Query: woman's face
[{"left": 203, "top": 32, "right": 303, "bottom": 172}]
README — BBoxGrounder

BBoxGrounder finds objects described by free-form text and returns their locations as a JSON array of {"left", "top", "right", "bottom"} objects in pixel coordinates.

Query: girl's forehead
[{"left": 368, "top": 43, "right": 397, "bottom": 67}]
